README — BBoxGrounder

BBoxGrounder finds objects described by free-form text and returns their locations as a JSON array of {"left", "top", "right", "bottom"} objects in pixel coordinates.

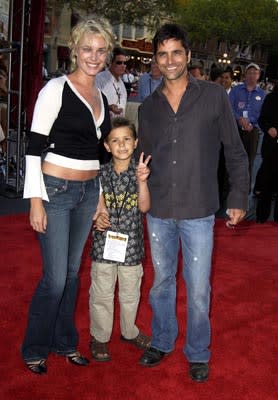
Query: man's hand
[
  {"left": 268, "top": 127, "right": 277, "bottom": 138},
  {"left": 226, "top": 208, "right": 246, "bottom": 227},
  {"left": 239, "top": 117, "right": 253, "bottom": 132},
  {"left": 110, "top": 104, "right": 123, "bottom": 115}
]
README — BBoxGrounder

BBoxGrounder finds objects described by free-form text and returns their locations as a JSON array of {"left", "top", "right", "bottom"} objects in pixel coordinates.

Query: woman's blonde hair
[{"left": 68, "top": 15, "right": 115, "bottom": 71}]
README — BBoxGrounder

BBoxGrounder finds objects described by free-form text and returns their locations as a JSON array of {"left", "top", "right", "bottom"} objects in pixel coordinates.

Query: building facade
[{"left": 43, "top": 2, "right": 269, "bottom": 80}]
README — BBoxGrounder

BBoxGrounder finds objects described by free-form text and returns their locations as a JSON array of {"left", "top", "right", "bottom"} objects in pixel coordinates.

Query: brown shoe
[
  {"left": 121, "top": 331, "right": 151, "bottom": 350},
  {"left": 90, "top": 337, "right": 111, "bottom": 362}
]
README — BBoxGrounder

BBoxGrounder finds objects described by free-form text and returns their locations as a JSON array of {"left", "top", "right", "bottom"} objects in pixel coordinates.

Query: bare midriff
[{"left": 42, "top": 161, "right": 98, "bottom": 181}]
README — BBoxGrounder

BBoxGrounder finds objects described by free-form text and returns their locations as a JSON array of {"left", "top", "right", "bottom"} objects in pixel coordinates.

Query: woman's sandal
[
  {"left": 90, "top": 337, "right": 111, "bottom": 362},
  {"left": 26, "top": 359, "right": 47, "bottom": 375},
  {"left": 67, "top": 351, "right": 90, "bottom": 366},
  {"left": 121, "top": 331, "right": 151, "bottom": 350}
]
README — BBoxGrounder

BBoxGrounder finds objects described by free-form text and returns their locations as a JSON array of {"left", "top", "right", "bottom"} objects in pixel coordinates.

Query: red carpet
[{"left": 0, "top": 214, "right": 277, "bottom": 400}]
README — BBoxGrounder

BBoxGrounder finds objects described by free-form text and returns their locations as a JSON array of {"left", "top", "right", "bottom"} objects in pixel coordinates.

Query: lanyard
[
  {"left": 110, "top": 176, "right": 130, "bottom": 230},
  {"left": 113, "top": 82, "right": 121, "bottom": 104}
]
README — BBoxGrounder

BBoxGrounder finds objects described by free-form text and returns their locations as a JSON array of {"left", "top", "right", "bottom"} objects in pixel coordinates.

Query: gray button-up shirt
[{"left": 138, "top": 75, "right": 249, "bottom": 219}]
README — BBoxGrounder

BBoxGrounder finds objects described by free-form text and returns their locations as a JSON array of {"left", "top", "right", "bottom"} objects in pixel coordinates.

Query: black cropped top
[
  {"left": 27, "top": 75, "right": 111, "bottom": 160},
  {"left": 23, "top": 75, "right": 111, "bottom": 200}
]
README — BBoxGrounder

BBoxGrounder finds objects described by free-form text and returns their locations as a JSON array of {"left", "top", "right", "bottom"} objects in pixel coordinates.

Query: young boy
[{"left": 89, "top": 117, "right": 151, "bottom": 361}]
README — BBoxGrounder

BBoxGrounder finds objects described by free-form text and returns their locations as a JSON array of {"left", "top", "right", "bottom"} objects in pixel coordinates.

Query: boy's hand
[{"left": 136, "top": 152, "right": 151, "bottom": 182}]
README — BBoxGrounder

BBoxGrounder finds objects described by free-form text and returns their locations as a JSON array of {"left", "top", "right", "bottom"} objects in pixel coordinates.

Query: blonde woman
[{"left": 22, "top": 17, "right": 114, "bottom": 374}]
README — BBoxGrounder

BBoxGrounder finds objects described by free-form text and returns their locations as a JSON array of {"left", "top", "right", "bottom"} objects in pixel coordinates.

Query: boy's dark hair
[
  {"left": 111, "top": 46, "right": 127, "bottom": 63},
  {"left": 105, "top": 117, "right": 137, "bottom": 141},
  {"left": 152, "top": 23, "right": 190, "bottom": 55}
]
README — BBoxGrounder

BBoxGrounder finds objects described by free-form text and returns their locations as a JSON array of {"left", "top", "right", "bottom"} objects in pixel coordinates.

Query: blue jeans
[
  {"left": 146, "top": 214, "right": 215, "bottom": 363},
  {"left": 22, "top": 174, "right": 99, "bottom": 362}
]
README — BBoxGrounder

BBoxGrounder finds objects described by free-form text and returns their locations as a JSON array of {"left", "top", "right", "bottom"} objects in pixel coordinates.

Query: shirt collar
[
  {"left": 155, "top": 73, "right": 200, "bottom": 101},
  {"left": 108, "top": 157, "right": 136, "bottom": 179},
  {"left": 243, "top": 81, "right": 261, "bottom": 93},
  {"left": 149, "top": 73, "right": 163, "bottom": 82}
]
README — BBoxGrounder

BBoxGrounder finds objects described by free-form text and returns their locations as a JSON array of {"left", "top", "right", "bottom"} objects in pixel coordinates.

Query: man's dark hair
[
  {"left": 105, "top": 116, "right": 137, "bottom": 141},
  {"left": 188, "top": 64, "right": 205, "bottom": 76},
  {"left": 221, "top": 67, "right": 233, "bottom": 78},
  {"left": 111, "top": 46, "right": 127, "bottom": 63},
  {"left": 152, "top": 23, "right": 190, "bottom": 55},
  {"left": 272, "top": 80, "right": 278, "bottom": 92},
  {"left": 210, "top": 67, "right": 223, "bottom": 82}
]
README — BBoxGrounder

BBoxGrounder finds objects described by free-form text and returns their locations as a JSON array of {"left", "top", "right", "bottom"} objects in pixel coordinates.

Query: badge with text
[{"left": 103, "top": 230, "right": 129, "bottom": 262}]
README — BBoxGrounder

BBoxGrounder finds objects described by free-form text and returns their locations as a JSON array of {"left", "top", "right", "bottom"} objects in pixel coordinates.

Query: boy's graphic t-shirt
[{"left": 92, "top": 157, "right": 144, "bottom": 265}]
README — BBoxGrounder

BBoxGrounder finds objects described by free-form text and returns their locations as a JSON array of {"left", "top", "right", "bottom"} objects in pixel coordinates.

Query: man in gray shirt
[{"left": 138, "top": 23, "right": 249, "bottom": 382}]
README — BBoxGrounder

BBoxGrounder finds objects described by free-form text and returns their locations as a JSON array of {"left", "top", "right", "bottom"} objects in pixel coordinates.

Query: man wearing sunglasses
[{"left": 96, "top": 47, "right": 128, "bottom": 118}]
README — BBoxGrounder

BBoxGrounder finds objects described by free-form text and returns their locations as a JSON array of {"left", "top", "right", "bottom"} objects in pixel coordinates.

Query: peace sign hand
[{"left": 136, "top": 152, "right": 151, "bottom": 183}]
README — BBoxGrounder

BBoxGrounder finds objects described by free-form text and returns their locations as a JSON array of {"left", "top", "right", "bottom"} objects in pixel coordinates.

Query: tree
[
  {"left": 175, "top": 0, "right": 278, "bottom": 56},
  {"left": 58, "top": 0, "right": 175, "bottom": 30}
]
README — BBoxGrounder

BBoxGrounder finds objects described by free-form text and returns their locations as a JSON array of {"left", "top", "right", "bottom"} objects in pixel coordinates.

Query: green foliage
[
  {"left": 174, "top": 0, "right": 278, "bottom": 48},
  {"left": 59, "top": 0, "right": 175, "bottom": 30}
]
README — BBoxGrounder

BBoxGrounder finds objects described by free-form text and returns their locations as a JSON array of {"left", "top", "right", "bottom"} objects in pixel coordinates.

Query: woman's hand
[
  {"left": 30, "top": 198, "right": 47, "bottom": 233},
  {"left": 94, "top": 212, "right": 111, "bottom": 231},
  {"left": 93, "top": 194, "right": 110, "bottom": 231}
]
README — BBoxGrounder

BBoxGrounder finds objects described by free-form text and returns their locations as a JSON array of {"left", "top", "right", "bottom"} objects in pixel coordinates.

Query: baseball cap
[{"left": 246, "top": 63, "right": 260, "bottom": 71}]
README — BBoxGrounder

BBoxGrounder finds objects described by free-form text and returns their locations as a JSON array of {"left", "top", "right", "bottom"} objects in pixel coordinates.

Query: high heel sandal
[
  {"left": 26, "top": 359, "right": 47, "bottom": 375},
  {"left": 67, "top": 351, "right": 90, "bottom": 366}
]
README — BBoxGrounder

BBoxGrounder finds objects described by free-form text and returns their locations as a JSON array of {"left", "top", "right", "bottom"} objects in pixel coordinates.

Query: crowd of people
[
  {"left": 20, "top": 16, "right": 277, "bottom": 385},
  {"left": 188, "top": 62, "right": 277, "bottom": 223}
]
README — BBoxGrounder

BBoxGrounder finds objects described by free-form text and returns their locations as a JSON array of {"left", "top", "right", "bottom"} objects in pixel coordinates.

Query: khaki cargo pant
[{"left": 89, "top": 261, "right": 143, "bottom": 343}]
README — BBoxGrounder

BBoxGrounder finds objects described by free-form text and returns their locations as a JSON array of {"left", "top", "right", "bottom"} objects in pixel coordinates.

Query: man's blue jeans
[
  {"left": 22, "top": 174, "right": 99, "bottom": 362},
  {"left": 146, "top": 214, "right": 215, "bottom": 363}
]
